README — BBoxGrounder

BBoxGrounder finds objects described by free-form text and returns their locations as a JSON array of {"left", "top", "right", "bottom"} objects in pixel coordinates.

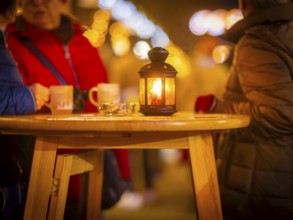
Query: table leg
[
  {"left": 87, "top": 150, "right": 104, "bottom": 220},
  {"left": 48, "top": 154, "right": 73, "bottom": 220},
  {"left": 188, "top": 131, "right": 223, "bottom": 220},
  {"left": 24, "top": 136, "right": 58, "bottom": 220}
]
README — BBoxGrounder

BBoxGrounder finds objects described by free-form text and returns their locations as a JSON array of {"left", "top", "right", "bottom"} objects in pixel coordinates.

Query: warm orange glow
[
  {"left": 83, "top": 9, "right": 110, "bottom": 47},
  {"left": 165, "top": 78, "right": 175, "bottom": 105},
  {"left": 148, "top": 78, "right": 162, "bottom": 105},
  {"left": 145, "top": 78, "right": 175, "bottom": 105},
  {"left": 166, "top": 44, "right": 191, "bottom": 79},
  {"left": 151, "top": 79, "right": 162, "bottom": 96}
]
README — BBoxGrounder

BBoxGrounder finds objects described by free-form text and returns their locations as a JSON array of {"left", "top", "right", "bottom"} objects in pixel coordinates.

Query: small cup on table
[{"left": 45, "top": 85, "right": 74, "bottom": 115}]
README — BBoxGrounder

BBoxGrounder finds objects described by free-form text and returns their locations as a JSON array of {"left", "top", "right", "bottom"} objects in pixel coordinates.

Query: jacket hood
[{"left": 221, "top": 1, "right": 293, "bottom": 43}]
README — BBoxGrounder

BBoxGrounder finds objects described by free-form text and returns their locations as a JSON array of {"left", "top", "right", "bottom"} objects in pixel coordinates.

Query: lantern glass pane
[
  {"left": 147, "top": 77, "right": 163, "bottom": 105},
  {"left": 165, "top": 78, "right": 175, "bottom": 105},
  {"left": 139, "top": 78, "right": 146, "bottom": 105}
]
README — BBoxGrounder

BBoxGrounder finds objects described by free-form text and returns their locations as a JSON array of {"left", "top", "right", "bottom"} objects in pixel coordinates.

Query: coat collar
[
  {"left": 9, "top": 15, "right": 77, "bottom": 44},
  {"left": 221, "top": 1, "right": 293, "bottom": 44}
]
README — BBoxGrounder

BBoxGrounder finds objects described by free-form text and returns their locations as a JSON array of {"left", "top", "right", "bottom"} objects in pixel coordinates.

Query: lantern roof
[{"left": 138, "top": 47, "right": 177, "bottom": 77}]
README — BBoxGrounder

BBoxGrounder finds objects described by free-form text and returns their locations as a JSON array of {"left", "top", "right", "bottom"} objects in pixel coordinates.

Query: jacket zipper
[{"left": 63, "top": 44, "right": 80, "bottom": 89}]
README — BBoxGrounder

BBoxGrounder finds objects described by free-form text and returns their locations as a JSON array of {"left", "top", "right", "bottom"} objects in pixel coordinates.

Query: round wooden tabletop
[{"left": 0, "top": 112, "right": 250, "bottom": 134}]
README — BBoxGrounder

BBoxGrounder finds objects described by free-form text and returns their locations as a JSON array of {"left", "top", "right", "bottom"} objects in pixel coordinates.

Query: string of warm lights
[
  {"left": 82, "top": 0, "right": 170, "bottom": 58},
  {"left": 189, "top": 9, "right": 243, "bottom": 36},
  {"left": 80, "top": 0, "right": 243, "bottom": 68}
]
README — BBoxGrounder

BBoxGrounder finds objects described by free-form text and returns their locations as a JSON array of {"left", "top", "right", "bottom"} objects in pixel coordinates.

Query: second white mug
[{"left": 89, "top": 83, "right": 121, "bottom": 107}]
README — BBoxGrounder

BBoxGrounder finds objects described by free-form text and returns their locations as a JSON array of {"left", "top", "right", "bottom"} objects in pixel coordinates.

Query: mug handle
[{"left": 89, "top": 87, "right": 99, "bottom": 107}]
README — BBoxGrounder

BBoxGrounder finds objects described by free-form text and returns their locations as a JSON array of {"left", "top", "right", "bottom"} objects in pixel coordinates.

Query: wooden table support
[
  {"left": 188, "top": 131, "right": 223, "bottom": 220},
  {"left": 23, "top": 136, "right": 58, "bottom": 220}
]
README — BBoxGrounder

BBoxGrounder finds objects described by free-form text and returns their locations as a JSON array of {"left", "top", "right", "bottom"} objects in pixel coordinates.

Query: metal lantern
[{"left": 138, "top": 47, "right": 177, "bottom": 116}]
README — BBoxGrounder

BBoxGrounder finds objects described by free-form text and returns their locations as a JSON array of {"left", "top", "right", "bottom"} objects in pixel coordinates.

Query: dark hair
[
  {"left": 0, "top": 0, "right": 17, "bottom": 19},
  {"left": 241, "top": 0, "right": 291, "bottom": 15},
  {"left": 246, "top": 0, "right": 291, "bottom": 9}
]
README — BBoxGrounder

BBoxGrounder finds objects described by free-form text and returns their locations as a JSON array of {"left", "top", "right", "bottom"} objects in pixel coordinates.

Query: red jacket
[
  {"left": 6, "top": 15, "right": 109, "bottom": 201},
  {"left": 6, "top": 15, "right": 108, "bottom": 113}
]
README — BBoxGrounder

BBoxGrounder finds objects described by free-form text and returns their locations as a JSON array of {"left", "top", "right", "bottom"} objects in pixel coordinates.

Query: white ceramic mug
[
  {"left": 45, "top": 85, "right": 73, "bottom": 114},
  {"left": 89, "top": 83, "right": 121, "bottom": 107}
]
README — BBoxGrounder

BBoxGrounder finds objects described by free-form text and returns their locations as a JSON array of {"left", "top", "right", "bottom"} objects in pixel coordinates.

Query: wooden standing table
[{"left": 0, "top": 112, "right": 250, "bottom": 220}]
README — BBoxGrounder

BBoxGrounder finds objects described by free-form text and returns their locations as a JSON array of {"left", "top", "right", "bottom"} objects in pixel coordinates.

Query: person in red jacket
[
  {"left": 6, "top": 1, "right": 107, "bottom": 112},
  {"left": 6, "top": 0, "right": 132, "bottom": 217}
]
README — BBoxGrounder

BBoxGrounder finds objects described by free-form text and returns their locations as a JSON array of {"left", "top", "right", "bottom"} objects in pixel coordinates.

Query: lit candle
[{"left": 150, "top": 78, "right": 162, "bottom": 105}]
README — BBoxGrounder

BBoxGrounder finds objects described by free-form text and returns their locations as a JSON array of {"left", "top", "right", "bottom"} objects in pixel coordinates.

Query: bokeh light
[
  {"left": 111, "top": 1, "right": 136, "bottom": 21},
  {"left": 189, "top": 9, "right": 243, "bottom": 36},
  {"left": 212, "top": 45, "right": 231, "bottom": 64},
  {"left": 133, "top": 41, "right": 151, "bottom": 60},
  {"left": 98, "top": 0, "right": 118, "bottom": 9},
  {"left": 189, "top": 10, "right": 211, "bottom": 36},
  {"left": 225, "top": 9, "right": 243, "bottom": 29},
  {"left": 151, "top": 27, "right": 170, "bottom": 48}
]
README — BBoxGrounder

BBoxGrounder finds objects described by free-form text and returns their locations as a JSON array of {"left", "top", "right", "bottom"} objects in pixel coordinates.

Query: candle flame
[
  {"left": 149, "top": 78, "right": 162, "bottom": 105},
  {"left": 151, "top": 79, "right": 162, "bottom": 97}
]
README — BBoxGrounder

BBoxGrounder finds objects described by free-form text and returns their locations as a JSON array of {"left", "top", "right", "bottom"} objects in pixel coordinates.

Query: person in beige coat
[{"left": 195, "top": 0, "right": 293, "bottom": 219}]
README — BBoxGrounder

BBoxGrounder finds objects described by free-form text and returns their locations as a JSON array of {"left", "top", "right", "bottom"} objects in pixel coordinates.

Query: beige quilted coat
[{"left": 214, "top": 2, "right": 293, "bottom": 219}]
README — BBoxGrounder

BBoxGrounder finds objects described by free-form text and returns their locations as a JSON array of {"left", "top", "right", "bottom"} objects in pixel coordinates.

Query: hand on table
[{"left": 29, "top": 83, "right": 50, "bottom": 110}]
